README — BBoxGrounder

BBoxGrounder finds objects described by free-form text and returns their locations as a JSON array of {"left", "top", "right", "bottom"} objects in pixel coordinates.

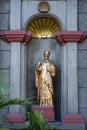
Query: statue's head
[{"left": 44, "top": 50, "right": 50, "bottom": 60}]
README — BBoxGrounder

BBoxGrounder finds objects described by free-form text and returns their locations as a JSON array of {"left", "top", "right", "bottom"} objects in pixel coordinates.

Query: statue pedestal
[{"left": 31, "top": 105, "right": 55, "bottom": 121}]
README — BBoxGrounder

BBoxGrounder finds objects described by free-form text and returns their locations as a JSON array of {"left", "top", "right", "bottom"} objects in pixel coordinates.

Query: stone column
[
  {"left": 61, "top": 45, "right": 68, "bottom": 117},
  {"left": 67, "top": 0, "right": 78, "bottom": 113},
  {"left": 10, "top": 0, "right": 21, "bottom": 112}
]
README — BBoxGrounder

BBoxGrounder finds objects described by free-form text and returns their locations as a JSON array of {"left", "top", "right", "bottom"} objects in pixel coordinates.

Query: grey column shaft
[
  {"left": 10, "top": 0, "right": 21, "bottom": 113},
  {"left": 67, "top": 0, "right": 78, "bottom": 113}
]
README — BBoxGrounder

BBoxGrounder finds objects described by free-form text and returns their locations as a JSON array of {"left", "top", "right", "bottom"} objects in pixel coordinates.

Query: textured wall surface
[
  {"left": 78, "top": 0, "right": 87, "bottom": 122},
  {"left": 0, "top": 0, "right": 10, "bottom": 115}
]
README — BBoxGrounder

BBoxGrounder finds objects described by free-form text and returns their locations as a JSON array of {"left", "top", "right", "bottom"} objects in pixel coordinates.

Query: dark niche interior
[{"left": 26, "top": 38, "right": 61, "bottom": 121}]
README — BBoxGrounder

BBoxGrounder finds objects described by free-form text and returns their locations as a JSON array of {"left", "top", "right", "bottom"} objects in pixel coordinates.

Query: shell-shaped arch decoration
[{"left": 26, "top": 17, "right": 61, "bottom": 38}]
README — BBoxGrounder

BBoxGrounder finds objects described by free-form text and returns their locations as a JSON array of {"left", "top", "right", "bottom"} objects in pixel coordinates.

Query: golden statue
[{"left": 35, "top": 50, "right": 56, "bottom": 106}]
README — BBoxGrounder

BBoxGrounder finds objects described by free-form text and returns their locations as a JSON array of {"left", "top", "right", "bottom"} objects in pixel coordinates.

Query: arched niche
[{"left": 25, "top": 14, "right": 63, "bottom": 121}]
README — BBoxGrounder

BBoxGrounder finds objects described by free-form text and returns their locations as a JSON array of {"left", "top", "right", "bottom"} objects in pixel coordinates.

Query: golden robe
[{"left": 35, "top": 60, "right": 55, "bottom": 106}]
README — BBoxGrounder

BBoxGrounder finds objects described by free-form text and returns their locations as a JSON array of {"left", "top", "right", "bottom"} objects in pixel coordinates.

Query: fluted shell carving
[{"left": 26, "top": 17, "right": 61, "bottom": 38}]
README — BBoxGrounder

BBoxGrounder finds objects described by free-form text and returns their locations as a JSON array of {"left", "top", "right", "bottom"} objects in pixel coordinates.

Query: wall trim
[
  {"left": 0, "top": 31, "right": 86, "bottom": 45},
  {"left": 0, "top": 30, "right": 32, "bottom": 44},
  {"left": 56, "top": 31, "right": 87, "bottom": 45}
]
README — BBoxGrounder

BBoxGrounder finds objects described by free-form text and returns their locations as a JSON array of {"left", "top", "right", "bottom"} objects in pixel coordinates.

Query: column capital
[
  {"left": 56, "top": 31, "right": 87, "bottom": 45},
  {"left": 0, "top": 30, "right": 32, "bottom": 44}
]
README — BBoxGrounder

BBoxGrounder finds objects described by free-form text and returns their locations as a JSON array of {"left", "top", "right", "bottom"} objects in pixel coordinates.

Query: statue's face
[{"left": 44, "top": 51, "right": 50, "bottom": 60}]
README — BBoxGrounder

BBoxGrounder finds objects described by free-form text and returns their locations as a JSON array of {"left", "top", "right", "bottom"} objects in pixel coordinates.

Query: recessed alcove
[
  {"left": 25, "top": 15, "right": 62, "bottom": 121},
  {"left": 26, "top": 38, "right": 61, "bottom": 121}
]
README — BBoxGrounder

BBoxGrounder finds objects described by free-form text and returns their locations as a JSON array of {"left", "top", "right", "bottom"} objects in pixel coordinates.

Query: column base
[
  {"left": 31, "top": 105, "right": 55, "bottom": 121},
  {"left": 62, "top": 114, "right": 85, "bottom": 124},
  {"left": 60, "top": 114, "right": 85, "bottom": 130}
]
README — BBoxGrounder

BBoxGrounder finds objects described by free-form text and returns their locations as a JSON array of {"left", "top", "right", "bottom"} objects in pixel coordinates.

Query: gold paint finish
[
  {"left": 35, "top": 50, "right": 56, "bottom": 106},
  {"left": 26, "top": 17, "right": 61, "bottom": 38}
]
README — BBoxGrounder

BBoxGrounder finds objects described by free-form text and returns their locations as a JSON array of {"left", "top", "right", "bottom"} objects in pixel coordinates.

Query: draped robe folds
[{"left": 35, "top": 60, "right": 55, "bottom": 106}]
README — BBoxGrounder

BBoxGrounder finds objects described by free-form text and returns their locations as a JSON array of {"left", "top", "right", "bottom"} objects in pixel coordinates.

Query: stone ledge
[
  {"left": 0, "top": 30, "right": 32, "bottom": 44},
  {"left": 58, "top": 124, "right": 85, "bottom": 130},
  {"left": 48, "top": 122, "right": 85, "bottom": 130},
  {"left": 3, "top": 122, "right": 86, "bottom": 130},
  {"left": 3, "top": 123, "right": 27, "bottom": 129},
  {"left": 56, "top": 31, "right": 87, "bottom": 45}
]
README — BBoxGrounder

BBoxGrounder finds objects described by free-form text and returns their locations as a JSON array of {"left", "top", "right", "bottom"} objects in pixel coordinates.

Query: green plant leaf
[
  {"left": 27, "top": 110, "right": 56, "bottom": 130},
  {"left": 0, "top": 98, "right": 33, "bottom": 109}
]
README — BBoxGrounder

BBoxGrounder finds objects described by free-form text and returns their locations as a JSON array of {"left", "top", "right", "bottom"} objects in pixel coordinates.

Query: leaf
[
  {"left": 0, "top": 98, "right": 34, "bottom": 109},
  {"left": 27, "top": 110, "right": 56, "bottom": 130}
]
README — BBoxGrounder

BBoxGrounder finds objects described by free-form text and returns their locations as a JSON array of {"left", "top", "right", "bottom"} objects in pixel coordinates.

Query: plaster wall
[
  {"left": 22, "top": 0, "right": 66, "bottom": 29},
  {"left": 78, "top": 0, "right": 87, "bottom": 121},
  {"left": 0, "top": 0, "right": 10, "bottom": 116}
]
